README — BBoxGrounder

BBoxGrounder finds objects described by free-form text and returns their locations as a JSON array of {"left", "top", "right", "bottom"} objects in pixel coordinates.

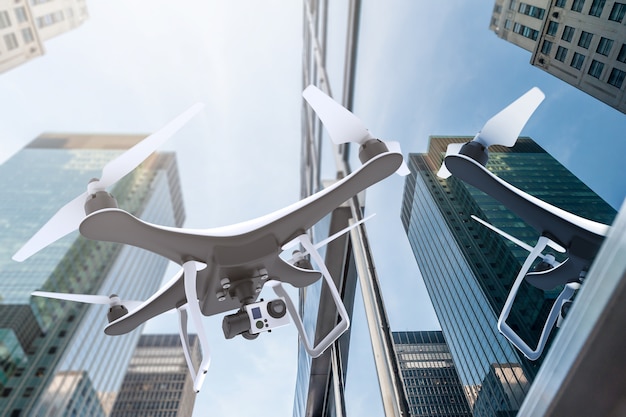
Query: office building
[
  {"left": 392, "top": 331, "right": 471, "bottom": 417},
  {"left": 294, "top": 1, "right": 408, "bottom": 416},
  {"left": 0, "top": 0, "right": 88, "bottom": 73},
  {"left": 110, "top": 334, "right": 200, "bottom": 417},
  {"left": 400, "top": 136, "right": 616, "bottom": 416},
  {"left": 490, "top": 0, "right": 626, "bottom": 113},
  {"left": 36, "top": 371, "right": 106, "bottom": 417},
  {"left": 0, "top": 133, "right": 185, "bottom": 416}
]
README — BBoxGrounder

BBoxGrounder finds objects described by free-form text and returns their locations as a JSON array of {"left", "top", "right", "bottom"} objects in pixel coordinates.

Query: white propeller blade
[
  {"left": 386, "top": 141, "right": 410, "bottom": 176},
  {"left": 32, "top": 291, "right": 143, "bottom": 311},
  {"left": 471, "top": 215, "right": 565, "bottom": 256},
  {"left": 437, "top": 143, "right": 465, "bottom": 179},
  {"left": 436, "top": 88, "right": 544, "bottom": 179},
  {"left": 282, "top": 213, "right": 376, "bottom": 256},
  {"left": 303, "top": 85, "right": 373, "bottom": 145},
  {"left": 13, "top": 192, "right": 87, "bottom": 262},
  {"left": 13, "top": 103, "right": 205, "bottom": 262},
  {"left": 97, "top": 103, "right": 205, "bottom": 190},
  {"left": 32, "top": 291, "right": 112, "bottom": 304},
  {"left": 303, "top": 85, "right": 408, "bottom": 175},
  {"left": 475, "top": 87, "right": 545, "bottom": 148}
]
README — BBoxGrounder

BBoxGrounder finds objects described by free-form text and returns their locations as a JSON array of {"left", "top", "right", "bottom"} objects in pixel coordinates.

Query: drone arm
[
  {"left": 497, "top": 236, "right": 571, "bottom": 360},
  {"left": 283, "top": 213, "right": 375, "bottom": 261},
  {"left": 179, "top": 260, "right": 211, "bottom": 392},
  {"left": 271, "top": 234, "right": 350, "bottom": 357}
]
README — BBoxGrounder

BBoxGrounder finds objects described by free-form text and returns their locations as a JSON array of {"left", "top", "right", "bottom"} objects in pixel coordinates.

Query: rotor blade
[
  {"left": 386, "top": 141, "right": 410, "bottom": 176},
  {"left": 99, "top": 103, "right": 205, "bottom": 188},
  {"left": 13, "top": 191, "right": 88, "bottom": 262},
  {"left": 32, "top": 291, "right": 112, "bottom": 305},
  {"left": 303, "top": 85, "right": 372, "bottom": 145},
  {"left": 470, "top": 215, "right": 562, "bottom": 260},
  {"left": 437, "top": 143, "right": 465, "bottom": 179},
  {"left": 283, "top": 213, "right": 376, "bottom": 257},
  {"left": 475, "top": 87, "right": 545, "bottom": 148},
  {"left": 471, "top": 215, "right": 536, "bottom": 253}
]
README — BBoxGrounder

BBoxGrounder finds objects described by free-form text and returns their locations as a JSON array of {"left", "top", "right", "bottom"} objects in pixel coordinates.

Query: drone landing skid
[
  {"left": 172, "top": 234, "right": 350, "bottom": 392},
  {"left": 497, "top": 236, "right": 579, "bottom": 360},
  {"left": 179, "top": 261, "right": 211, "bottom": 392},
  {"left": 272, "top": 233, "right": 350, "bottom": 358}
]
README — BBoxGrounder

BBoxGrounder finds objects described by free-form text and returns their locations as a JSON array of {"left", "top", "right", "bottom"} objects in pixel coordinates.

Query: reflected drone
[
  {"left": 15, "top": 85, "right": 408, "bottom": 392},
  {"left": 437, "top": 87, "right": 611, "bottom": 360}
]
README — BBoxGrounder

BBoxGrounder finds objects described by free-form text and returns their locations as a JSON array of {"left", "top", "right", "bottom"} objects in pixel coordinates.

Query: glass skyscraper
[
  {"left": 0, "top": 134, "right": 185, "bottom": 416},
  {"left": 110, "top": 334, "right": 200, "bottom": 417},
  {"left": 293, "top": 2, "right": 410, "bottom": 416},
  {"left": 392, "top": 331, "right": 471, "bottom": 417},
  {"left": 400, "top": 136, "right": 616, "bottom": 416}
]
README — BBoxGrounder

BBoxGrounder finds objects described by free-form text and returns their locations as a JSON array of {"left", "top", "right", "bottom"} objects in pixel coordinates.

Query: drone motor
[{"left": 459, "top": 141, "right": 489, "bottom": 166}]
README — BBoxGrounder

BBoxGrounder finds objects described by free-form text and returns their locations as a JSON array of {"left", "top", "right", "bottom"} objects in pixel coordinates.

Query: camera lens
[{"left": 266, "top": 299, "right": 287, "bottom": 319}]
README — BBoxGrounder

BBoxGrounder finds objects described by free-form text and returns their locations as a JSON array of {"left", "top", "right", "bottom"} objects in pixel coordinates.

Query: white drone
[
  {"left": 437, "top": 87, "right": 611, "bottom": 360},
  {"left": 15, "top": 85, "right": 408, "bottom": 392}
]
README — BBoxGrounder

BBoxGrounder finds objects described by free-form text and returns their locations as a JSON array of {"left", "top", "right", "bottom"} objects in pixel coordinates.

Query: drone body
[
  {"left": 438, "top": 87, "right": 611, "bottom": 360},
  {"left": 79, "top": 148, "right": 402, "bottom": 335},
  {"left": 20, "top": 85, "right": 407, "bottom": 392}
]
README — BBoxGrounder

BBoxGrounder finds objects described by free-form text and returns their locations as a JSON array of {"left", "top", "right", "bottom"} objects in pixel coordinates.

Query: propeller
[
  {"left": 302, "top": 85, "right": 409, "bottom": 176},
  {"left": 32, "top": 291, "right": 143, "bottom": 311},
  {"left": 13, "top": 103, "right": 205, "bottom": 262},
  {"left": 437, "top": 87, "right": 545, "bottom": 179},
  {"left": 471, "top": 214, "right": 565, "bottom": 255},
  {"left": 436, "top": 143, "right": 464, "bottom": 179}
]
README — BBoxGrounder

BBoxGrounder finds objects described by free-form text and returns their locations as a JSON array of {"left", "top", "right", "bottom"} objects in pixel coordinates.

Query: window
[
  {"left": 547, "top": 21, "right": 559, "bottom": 36},
  {"left": 596, "top": 37, "right": 613, "bottom": 56},
  {"left": 609, "top": 3, "right": 626, "bottom": 22},
  {"left": 589, "top": 0, "right": 606, "bottom": 16},
  {"left": 578, "top": 31, "right": 593, "bottom": 48},
  {"left": 572, "top": 0, "right": 586, "bottom": 12},
  {"left": 555, "top": 46, "right": 568, "bottom": 62},
  {"left": 588, "top": 60, "right": 604, "bottom": 78},
  {"left": 509, "top": 0, "right": 516, "bottom": 10},
  {"left": 505, "top": 19, "right": 512, "bottom": 29},
  {"left": 617, "top": 44, "right": 626, "bottom": 63},
  {"left": 562, "top": 26, "right": 575, "bottom": 42},
  {"left": 14, "top": 7, "right": 27, "bottom": 23},
  {"left": 608, "top": 68, "right": 626, "bottom": 88},
  {"left": 21, "top": 28, "right": 34, "bottom": 44},
  {"left": 0, "top": 10, "right": 11, "bottom": 29},
  {"left": 519, "top": 3, "right": 545, "bottom": 19},
  {"left": 36, "top": 10, "right": 64, "bottom": 28},
  {"left": 4, "top": 33, "right": 18, "bottom": 50},
  {"left": 556, "top": 0, "right": 567, "bottom": 6},
  {"left": 571, "top": 52, "right": 585, "bottom": 69},
  {"left": 541, "top": 40, "right": 553, "bottom": 54},
  {"left": 513, "top": 22, "right": 539, "bottom": 40}
]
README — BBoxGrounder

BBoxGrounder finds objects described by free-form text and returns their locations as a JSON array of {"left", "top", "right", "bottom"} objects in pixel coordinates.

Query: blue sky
[{"left": 0, "top": 1, "right": 624, "bottom": 416}]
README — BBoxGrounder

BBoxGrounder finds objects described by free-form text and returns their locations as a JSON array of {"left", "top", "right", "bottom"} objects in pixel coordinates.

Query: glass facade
[
  {"left": 292, "top": 207, "right": 360, "bottom": 417},
  {"left": 392, "top": 331, "right": 471, "bottom": 417},
  {"left": 0, "top": 134, "right": 185, "bottom": 416},
  {"left": 400, "top": 137, "right": 616, "bottom": 416},
  {"left": 110, "top": 334, "right": 200, "bottom": 417}
]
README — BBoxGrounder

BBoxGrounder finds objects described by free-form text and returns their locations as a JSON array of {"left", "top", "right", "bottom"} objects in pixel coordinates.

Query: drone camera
[
  {"left": 246, "top": 298, "right": 289, "bottom": 334},
  {"left": 222, "top": 297, "right": 290, "bottom": 339}
]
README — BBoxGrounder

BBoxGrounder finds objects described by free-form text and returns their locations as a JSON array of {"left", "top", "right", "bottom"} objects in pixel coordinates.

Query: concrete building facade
[
  {"left": 490, "top": 0, "right": 626, "bottom": 113},
  {"left": 0, "top": 0, "right": 88, "bottom": 73}
]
